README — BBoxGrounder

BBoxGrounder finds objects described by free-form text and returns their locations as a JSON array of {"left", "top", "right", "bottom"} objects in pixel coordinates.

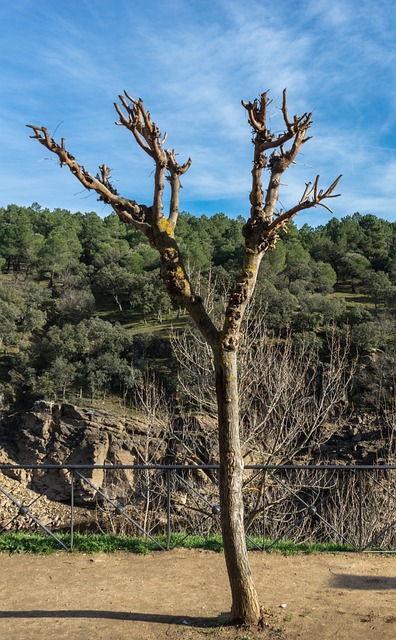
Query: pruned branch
[
  {"left": 166, "top": 149, "right": 192, "bottom": 226},
  {"left": 242, "top": 90, "right": 340, "bottom": 236},
  {"left": 221, "top": 91, "right": 340, "bottom": 350},
  {"left": 242, "top": 89, "right": 312, "bottom": 224},
  {"left": 26, "top": 124, "right": 151, "bottom": 234},
  {"left": 115, "top": 94, "right": 161, "bottom": 159},
  {"left": 28, "top": 103, "right": 216, "bottom": 346},
  {"left": 242, "top": 89, "right": 311, "bottom": 152},
  {"left": 114, "top": 92, "right": 192, "bottom": 227},
  {"left": 115, "top": 94, "right": 168, "bottom": 221},
  {"left": 268, "top": 174, "right": 342, "bottom": 233}
]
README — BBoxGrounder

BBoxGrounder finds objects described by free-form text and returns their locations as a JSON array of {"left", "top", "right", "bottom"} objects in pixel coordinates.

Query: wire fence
[{"left": 1, "top": 463, "right": 395, "bottom": 552}]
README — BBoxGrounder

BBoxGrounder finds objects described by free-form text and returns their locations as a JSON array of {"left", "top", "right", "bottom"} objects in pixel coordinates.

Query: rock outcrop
[
  {"left": 0, "top": 401, "right": 218, "bottom": 532},
  {"left": 0, "top": 401, "right": 167, "bottom": 503},
  {"left": 0, "top": 401, "right": 165, "bottom": 531}
]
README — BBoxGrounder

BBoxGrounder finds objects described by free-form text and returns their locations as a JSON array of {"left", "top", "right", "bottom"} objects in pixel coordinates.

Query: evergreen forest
[{"left": 1, "top": 203, "right": 396, "bottom": 414}]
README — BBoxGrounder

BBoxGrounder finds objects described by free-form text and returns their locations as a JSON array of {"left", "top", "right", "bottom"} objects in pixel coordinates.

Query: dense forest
[{"left": 1, "top": 203, "right": 396, "bottom": 413}]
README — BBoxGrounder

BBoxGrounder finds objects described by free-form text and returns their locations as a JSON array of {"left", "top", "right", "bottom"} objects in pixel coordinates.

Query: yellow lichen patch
[
  {"left": 175, "top": 265, "right": 185, "bottom": 277},
  {"left": 158, "top": 216, "right": 175, "bottom": 236},
  {"left": 175, "top": 266, "right": 191, "bottom": 293}
]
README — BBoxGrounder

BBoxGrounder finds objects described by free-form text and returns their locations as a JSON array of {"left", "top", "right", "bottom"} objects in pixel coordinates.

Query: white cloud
[{"left": 1, "top": 0, "right": 396, "bottom": 223}]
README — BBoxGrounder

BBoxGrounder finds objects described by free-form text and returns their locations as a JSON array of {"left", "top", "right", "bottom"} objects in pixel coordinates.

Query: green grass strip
[{"left": 0, "top": 532, "right": 356, "bottom": 555}]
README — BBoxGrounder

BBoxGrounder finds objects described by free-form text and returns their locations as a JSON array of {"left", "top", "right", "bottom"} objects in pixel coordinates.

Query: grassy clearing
[
  {"left": 94, "top": 307, "right": 190, "bottom": 338},
  {"left": 329, "top": 290, "right": 375, "bottom": 309},
  {"left": 0, "top": 532, "right": 355, "bottom": 555},
  {"left": 93, "top": 291, "right": 190, "bottom": 337}
]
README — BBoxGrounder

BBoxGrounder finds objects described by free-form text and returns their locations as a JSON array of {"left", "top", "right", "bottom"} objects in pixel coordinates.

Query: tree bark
[{"left": 213, "top": 346, "right": 261, "bottom": 624}]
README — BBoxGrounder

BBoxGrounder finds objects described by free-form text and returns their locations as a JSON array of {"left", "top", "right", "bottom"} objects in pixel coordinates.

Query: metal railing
[{"left": 1, "top": 463, "right": 395, "bottom": 552}]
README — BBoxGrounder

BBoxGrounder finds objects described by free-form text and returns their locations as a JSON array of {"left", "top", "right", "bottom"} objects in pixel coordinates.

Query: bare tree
[
  {"left": 172, "top": 314, "right": 355, "bottom": 532},
  {"left": 172, "top": 314, "right": 354, "bottom": 464},
  {"left": 28, "top": 90, "right": 341, "bottom": 625}
]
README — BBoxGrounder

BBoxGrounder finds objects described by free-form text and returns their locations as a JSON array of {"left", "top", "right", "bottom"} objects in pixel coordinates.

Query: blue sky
[{"left": 1, "top": 0, "right": 396, "bottom": 226}]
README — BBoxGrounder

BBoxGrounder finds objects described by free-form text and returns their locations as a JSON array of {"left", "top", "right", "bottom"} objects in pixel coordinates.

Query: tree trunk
[
  {"left": 213, "top": 346, "right": 261, "bottom": 624},
  {"left": 113, "top": 293, "right": 123, "bottom": 312}
]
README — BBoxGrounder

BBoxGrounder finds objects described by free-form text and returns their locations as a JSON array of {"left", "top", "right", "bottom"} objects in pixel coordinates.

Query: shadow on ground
[
  {"left": 331, "top": 574, "right": 396, "bottom": 590},
  {"left": 0, "top": 609, "right": 228, "bottom": 627}
]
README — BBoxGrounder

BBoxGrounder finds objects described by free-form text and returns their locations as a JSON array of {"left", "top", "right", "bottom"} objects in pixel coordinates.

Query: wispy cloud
[{"left": 1, "top": 0, "right": 396, "bottom": 223}]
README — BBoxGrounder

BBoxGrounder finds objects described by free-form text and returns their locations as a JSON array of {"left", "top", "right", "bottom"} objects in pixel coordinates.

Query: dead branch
[
  {"left": 241, "top": 89, "right": 313, "bottom": 233},
  {"left": 26, "top": 124, "right": 151, "bottom": 234},
  {"left": 268, "top": 174, "right": 342, "bottom": 233},
  {"left": 114, "top": 92, "right": 192, "bottom": 226}
]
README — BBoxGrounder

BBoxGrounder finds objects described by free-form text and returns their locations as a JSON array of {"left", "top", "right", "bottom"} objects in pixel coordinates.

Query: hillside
[{"left": 1, "top": 204, "right": 396, "bottom": 414}]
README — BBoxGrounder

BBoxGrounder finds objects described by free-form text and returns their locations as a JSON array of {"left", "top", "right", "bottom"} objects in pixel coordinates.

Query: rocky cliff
[{"left": 1, "top": 402, "right": 162, "bottom": 497}]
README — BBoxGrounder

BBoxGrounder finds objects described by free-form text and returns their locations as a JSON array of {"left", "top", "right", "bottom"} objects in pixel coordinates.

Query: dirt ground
[{"left": 0, "top": 550, "right": 395, "bottom": 640}]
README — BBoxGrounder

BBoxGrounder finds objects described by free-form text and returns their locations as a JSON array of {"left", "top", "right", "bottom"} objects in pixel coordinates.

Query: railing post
[
  {"left": 166, "top": 468, "right": 171, "bottom": 550},
  {"left": 70, "top": 469, "right": 75, "bottom": 551},
  {"left": 262, "top": 472, "right": 266, "bottom": 551},
  {"left": 358, "top": 469, "right": 363, "bottom": 552}
]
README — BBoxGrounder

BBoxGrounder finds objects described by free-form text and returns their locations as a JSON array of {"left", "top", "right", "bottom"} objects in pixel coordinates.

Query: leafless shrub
[{"left": 172, "top": 308, "right": 355, "bottom": 464}]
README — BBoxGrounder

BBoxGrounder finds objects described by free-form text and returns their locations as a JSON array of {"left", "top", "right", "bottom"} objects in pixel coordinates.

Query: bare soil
[{"left": 0, "top": 550, "right": 395, "bottom": 640}]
